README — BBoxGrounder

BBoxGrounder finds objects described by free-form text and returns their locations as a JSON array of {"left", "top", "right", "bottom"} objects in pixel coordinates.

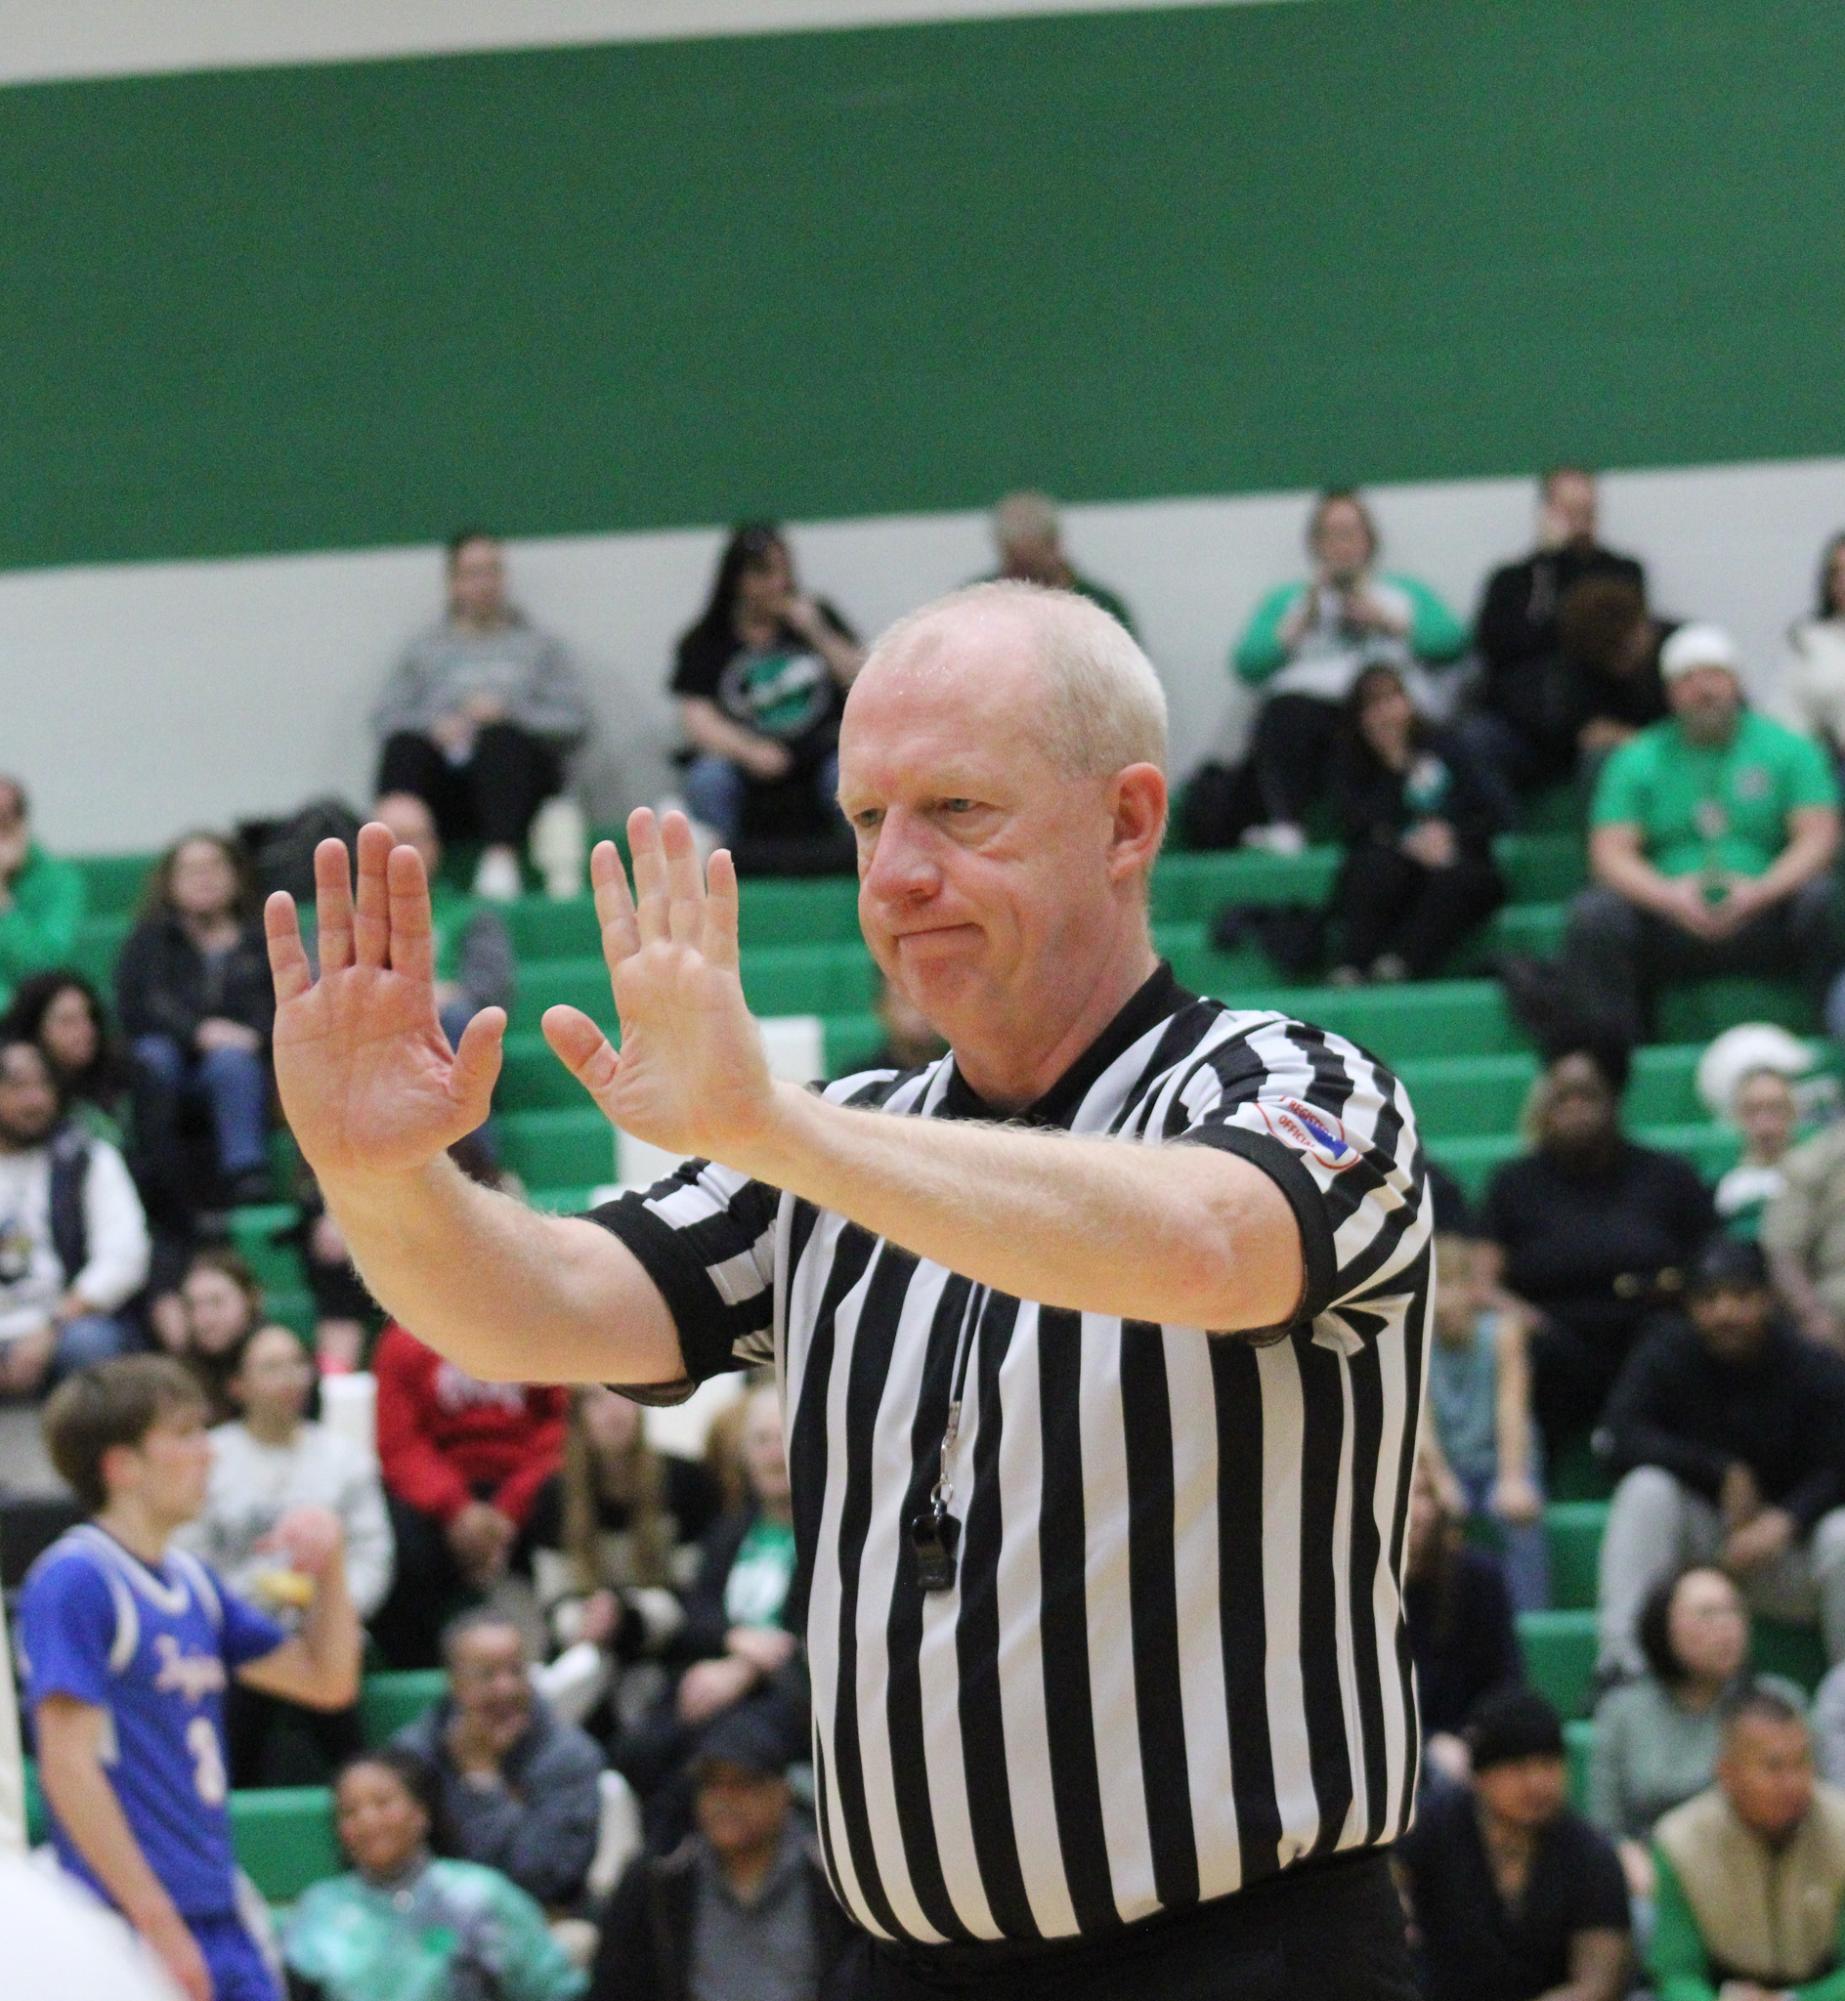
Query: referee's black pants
[{"left": 832, "top": 1850, "right": 1417, "bottom": 2000}]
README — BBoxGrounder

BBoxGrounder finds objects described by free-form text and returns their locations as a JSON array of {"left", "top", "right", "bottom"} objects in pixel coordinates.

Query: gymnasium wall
[{"left": 4, "top": 0, "right": 1841, "bottom": 848}]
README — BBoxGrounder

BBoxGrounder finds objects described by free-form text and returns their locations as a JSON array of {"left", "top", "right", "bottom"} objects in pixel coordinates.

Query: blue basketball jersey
[{"left": 17, "top": 1524, "right": 288, "bottom": 1919}]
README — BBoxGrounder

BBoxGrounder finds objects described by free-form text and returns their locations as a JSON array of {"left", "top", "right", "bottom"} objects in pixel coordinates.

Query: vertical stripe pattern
[{"left": 588, "top": 965, "right": 1430, "bottom": 1943}]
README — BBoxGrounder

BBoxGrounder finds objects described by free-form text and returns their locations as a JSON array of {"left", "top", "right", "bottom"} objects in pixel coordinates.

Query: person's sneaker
[
  {"left": 472, "top": 846, "right": 523, "bottom": 901},
  {"left": 1369, "top": 953, "right": 1410, "bottom": 984},
  {"left": 1239, "top": 822, "right": 1308, "bottom": 857},
  {"left": 1326, "top": 964, "right": 1366, "bottom": 988}
]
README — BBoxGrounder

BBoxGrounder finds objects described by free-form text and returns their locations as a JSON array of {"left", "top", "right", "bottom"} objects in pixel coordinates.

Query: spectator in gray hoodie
[
  {"left": 373, "top": 531, "right": 591, "bottom": 901},
  {"left": 395, "top": 1609, "right": 605, "bottom": 1911}
]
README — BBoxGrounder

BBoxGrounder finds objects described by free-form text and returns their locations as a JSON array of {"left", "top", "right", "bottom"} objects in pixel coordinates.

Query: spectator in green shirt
[
  {"left": 0, "top": 776, "right": 84, "bottom": 1014},
  {"left": 1191, "top": 489, "right": 1465, "bottom": 854},
  {"left": 1563, "top": 624, "right": 1842, "bottom": 1044},
  {"left": 984, "top": 491, "right": 1137, "bottom": 637}
]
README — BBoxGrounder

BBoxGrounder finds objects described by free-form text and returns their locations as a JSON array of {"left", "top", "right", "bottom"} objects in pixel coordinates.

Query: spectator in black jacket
[
  {"left": 614, "top": 1383, "right": 808, "bottom": 1849},
  {"left": 116, "top": 832, "right": 275, "bottom": 1213},
  {"left": 1595, "top": 1236, "right": 1845, "bottom": 1681},
  {"left": 1478, "top": 1036, "right": 1718, "bottom": 1450},
  {"left": 1325, "top": 664, "right": 1506, "bottom": 984},
  {"left": 1404, "top": 1454, "right": 1524, "bottom": 1780},
  {"left": 1465, "top": 469, "right": 1647, "bottom": 800},
  {"left": 590, "top": 1706, "right": 852, "bottom": 2001}
]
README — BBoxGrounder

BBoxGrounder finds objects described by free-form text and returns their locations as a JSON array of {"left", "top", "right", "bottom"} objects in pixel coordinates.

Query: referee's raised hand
[
  {"left": 265, "top": 823, "right": 508, "bottom": 1179},
  {"left": 542, "top": 807, "right": 777, "bottom": 1163}
]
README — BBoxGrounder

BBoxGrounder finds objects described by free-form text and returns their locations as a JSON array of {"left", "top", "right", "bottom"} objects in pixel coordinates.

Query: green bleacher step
[
  {"left": 231, "top": 1786, "right": 342, "bottom": 1904},
  {"left": 358, "top": 1668, "right": 447, "bottom": 1744},
  {"left": 1518, "top": 1608, "right": 1597, "bottom": 1718},
  {"left": 1543, "top": 1502, "right": 1609, "bottom": 1612}
]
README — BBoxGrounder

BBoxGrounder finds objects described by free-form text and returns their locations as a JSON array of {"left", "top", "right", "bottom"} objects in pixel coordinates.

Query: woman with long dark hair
[
  {"left": 0, "top": 969, "right": 132, "bottom": 1144},
  {"left": 1326, "top": 663, "right": 1507, "bottom": 983},
  {"left": 669, "top": 522, "right": 864, "bottom": 846},
  {"left": 115, "top": 831, "right": 274, "bottom": 1211}
]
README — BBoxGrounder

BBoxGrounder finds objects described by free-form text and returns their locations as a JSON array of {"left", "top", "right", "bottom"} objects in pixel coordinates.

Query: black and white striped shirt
[{"left": 590, "top": 962, "right": 1430, "bottom": 1947}]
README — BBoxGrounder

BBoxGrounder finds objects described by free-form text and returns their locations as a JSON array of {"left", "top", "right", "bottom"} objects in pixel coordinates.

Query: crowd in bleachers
[{"left": 11, "top": 468, "right": 1845, "bottom": 1997}]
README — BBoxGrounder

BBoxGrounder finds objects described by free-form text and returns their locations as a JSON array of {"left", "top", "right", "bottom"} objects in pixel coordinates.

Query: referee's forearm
[
  {"left": 319, "top": 1158, "right": 684, "bottom": 1385},
  {"left": 744, "top": 1084, "right": 1302, "bottom": 1330}
]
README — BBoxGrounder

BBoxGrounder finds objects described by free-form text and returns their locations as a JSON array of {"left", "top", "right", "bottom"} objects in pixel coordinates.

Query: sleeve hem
[
  {"left": 580, "top": 1191, "right": 730, "bottom": 1390},
  {"left": 1181, "top": 1124, "right": 1340, "bottom": 1325}
]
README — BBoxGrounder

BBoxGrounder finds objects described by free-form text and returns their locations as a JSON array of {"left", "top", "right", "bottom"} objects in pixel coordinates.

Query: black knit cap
[
  {"left": 1684, "top": 1236, "right": 1770, "bottom": 1295},
  {"left": 1465, "top": 1687, "right": 1565, "bottom": 1771}
]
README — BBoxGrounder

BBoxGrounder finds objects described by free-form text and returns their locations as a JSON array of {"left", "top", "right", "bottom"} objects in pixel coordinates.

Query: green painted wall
[{"left": 4, "top": 0, "right": 1841, "bottom": 572}]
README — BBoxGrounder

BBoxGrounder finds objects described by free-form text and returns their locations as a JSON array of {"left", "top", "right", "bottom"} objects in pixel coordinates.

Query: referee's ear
[{"left": 1105, "top": 763, "right": 1167, "bottom": 889}]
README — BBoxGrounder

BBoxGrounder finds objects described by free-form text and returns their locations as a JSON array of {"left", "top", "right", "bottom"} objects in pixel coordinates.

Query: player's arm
[
  {"left": 34, "top": 1697, "right": 210, "bottom": 2001},
  {"left": 232, "top": 1511, "right": 362, "bottom": 1710}
]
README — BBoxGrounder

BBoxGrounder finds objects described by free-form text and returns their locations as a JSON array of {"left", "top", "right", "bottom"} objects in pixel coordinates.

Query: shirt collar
[{"left": 938, "top": 960, "right": 1188, "bottom": 1129}]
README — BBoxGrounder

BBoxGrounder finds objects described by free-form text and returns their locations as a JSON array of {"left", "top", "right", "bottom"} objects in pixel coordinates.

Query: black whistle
[{"left": 907, "top": 1505, "right": 962, "bottom": 1592}]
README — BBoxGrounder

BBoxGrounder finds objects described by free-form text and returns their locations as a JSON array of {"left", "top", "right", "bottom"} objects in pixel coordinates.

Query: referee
[{"left": 267, "top": 582, "right": 1428, "bottom": 2000}]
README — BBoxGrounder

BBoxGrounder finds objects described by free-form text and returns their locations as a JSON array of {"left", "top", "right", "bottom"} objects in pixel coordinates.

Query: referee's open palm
[
  {"left": 264, "top": 824, "right": 507, "bottom": 1178},
  {"left": 542, "top": 808, "right": 777, "bottom": 1164}
]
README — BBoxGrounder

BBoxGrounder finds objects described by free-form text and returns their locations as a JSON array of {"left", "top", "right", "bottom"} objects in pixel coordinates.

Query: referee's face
[{"left": 840, "top": 615, "right": 1153, "bottom": 1099}]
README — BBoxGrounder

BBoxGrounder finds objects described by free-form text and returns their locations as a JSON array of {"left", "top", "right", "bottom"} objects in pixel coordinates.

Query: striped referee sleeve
[
  {"left": 584, "top": 1159, "right": 780, "bottom": 1398},
  {"left": 1172, "top": 1014, "right": 1425, "bottom": 1337}
]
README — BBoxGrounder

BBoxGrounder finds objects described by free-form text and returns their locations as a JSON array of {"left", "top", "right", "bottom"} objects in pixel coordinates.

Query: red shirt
[{"left": 373, "top": 1321, "right": 566, "bottom": 1527}]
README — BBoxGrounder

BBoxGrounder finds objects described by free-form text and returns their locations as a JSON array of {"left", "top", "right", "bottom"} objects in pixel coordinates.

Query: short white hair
[{"left": 866, "top": 579, "right": 1168, "bottom": 778}]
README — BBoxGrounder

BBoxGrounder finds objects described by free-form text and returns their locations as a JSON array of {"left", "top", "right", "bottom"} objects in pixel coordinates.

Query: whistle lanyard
[
  {"left": 910, "top": 1280, "right": 986, "bottom": 1593},
  {"left": 931, "top": 1281, "right": 986, "bottom": 1519}
]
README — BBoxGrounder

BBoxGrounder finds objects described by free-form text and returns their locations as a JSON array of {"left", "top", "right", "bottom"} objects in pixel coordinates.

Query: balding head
[
  {"left": 837, "top": 583, "right": 1168, "bottom": 1108},
  {"left": 856, "top": 582, "right": 1167, "bottom": 781}
]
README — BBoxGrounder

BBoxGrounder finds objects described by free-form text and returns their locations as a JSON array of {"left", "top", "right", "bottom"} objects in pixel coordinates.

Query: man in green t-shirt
[{"left": 1564, "top": 624, "right": 1841, "bottom": 1042}]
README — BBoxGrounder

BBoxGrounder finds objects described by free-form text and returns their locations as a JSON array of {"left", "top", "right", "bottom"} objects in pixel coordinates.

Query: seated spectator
[
  {"left": 983, "top": 489, "right": 1136, "bottom": 633},
  {"left": 1466, "top": 468, "right": 1648, "bottom": 802},
  {"left": 0, "top": 1037, "right": 147, "bottom": 1398},
  {"left": 615, "top": 1382, "right": 806, "bottom": 1844},
  {"left": 0, "top": 776, "right": 84, "bottom": 1013},
  {"left": 1773, "top": 529, "right": 1845, "bottom": 765},
  {"left": 1479, "top": 1034, "right": 1717, "bottom": 1448},
  {"left": 1423, "top": 1186, "right": 1547, "bottom": 1611},
  {"left": 1596, "top": 1237, "right": 1845, "bottom": 1681},
  {"left": 1648, "top": 1685, "right": 1845, "bottom": 2000},
  {"left": 371, "top": 1317, "right": 567, "bottom": 1665},
  {"left": 394, "top": 1610, "right": 604, "bottom": 1913},
  {"left": 1764, "top": 1119, "right": 1845, "bottom": 1352},
  {"left": 283, "top": 1746, "right": 586, "bottom": 2001},
  {"left": 0, "top": 972, "right": 131, "bottom": 1148},
  {"left": 589, "top": 1706, "right": 852, "bottom": 2001},
  {"left": 671, "top": 523, "right": 864, "bottom": 851},
  {"left": 373, "top": 530, "right": 591, "bottom": 903},
  {"left": 527, "top": 1386, "right": 720, "bottom": 1732},
  {"left": 1591, "top": 1564, "right": 1806, "bottom": 1903},
  {"left": 370, "top": 791, "right": 515, "bottom": 1049},
  {"left": 116, "top": 831, "right": 276, "bottom": 1214},
  {"left": 1403, "top": 1453, "right": 1524, "bottom": 1778},
  {"left": 156, "top": 1247, "right": 283, "bottom": 1423},
  {"left": 1324, "top": 663, "right": 1506, "bottom": 985},
  {"left": 1212, "top": 488, "right": 1465, "bottom": 853},
  {"left": 177, "top": 1323, "right": 394, "bottom": 1785},
  {"left": 1551, "top": 574, "right": 1673, "bottom": 774},
  {"left": 860, "top": 972, "right": 948, "bottom": 1075},
  {"left": 1696, "top": 1021, "right": 1816, "bottom": 1244},
  {"left": 1562, "top": 624, "right": 1842, "bottom": 1046},
  {"left": 1395, "top": 1688, "right": 1630, "bottom": 2001}
]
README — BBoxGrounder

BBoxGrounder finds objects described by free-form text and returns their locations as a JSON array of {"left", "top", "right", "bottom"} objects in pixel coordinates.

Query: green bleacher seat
[
  {"left": 1436, "top": 1121, "right": 1740, "bottom": 1196},
  {"left": 72, "top": 852, "right": 157, "bottom": 916},
  {"left": 359, "top": 1668, "right": 448, "bottom": 1744},
  {"left": 230, "top": 1786, "right": 341, "bottom": 1904},
  {"left": 1518, "top": 1608, "right": 1598, "bottom": 1718},
  {"left": 1755, "top": 1619, "right": 1829, "bottom": 1693},
  {"left": 1657, "top": 976, "right": 1814, "bottom": 1041},
  {"left": 1543, "top": 1502, "right": 1608, "bottom": 1612},
  {"left": 1565, "top": 1717, "right": 1594, "bottom": 1811}
]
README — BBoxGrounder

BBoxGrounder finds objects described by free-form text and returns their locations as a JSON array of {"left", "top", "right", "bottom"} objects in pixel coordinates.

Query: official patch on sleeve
[{"left": 1255, "top": 1096, "right": 1360, "bottom": 1172}]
